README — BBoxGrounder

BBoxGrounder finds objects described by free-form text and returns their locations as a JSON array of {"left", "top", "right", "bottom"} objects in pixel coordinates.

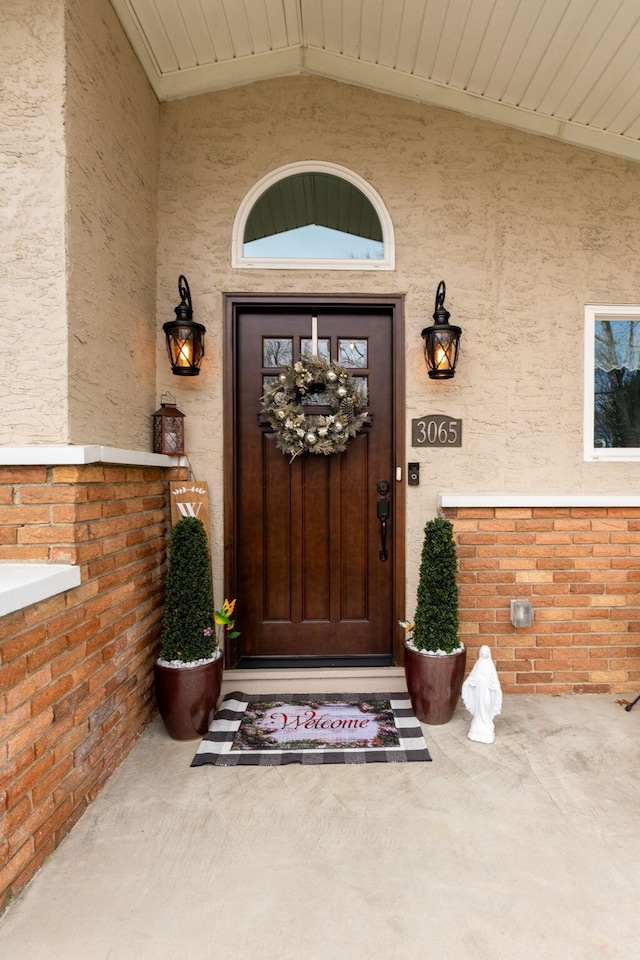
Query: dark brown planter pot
[
  {"left": 154, "top": 655, "right": 223, "bottom": 740},
  {"left": 404, "top": 643, "right": 467, "bottom": 725}
]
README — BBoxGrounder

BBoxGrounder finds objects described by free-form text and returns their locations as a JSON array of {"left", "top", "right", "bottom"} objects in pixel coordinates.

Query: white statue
[{"left": 462, "top": 645, "right": 502, "bottom": 744}]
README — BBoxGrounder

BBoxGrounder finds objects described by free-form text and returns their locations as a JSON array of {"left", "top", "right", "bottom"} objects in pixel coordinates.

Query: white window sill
[
  {"left": 585, "top": 451, "right": 640, "bottom": 462},
  {"left": 233, "top": 258, "right": 395, "bottom": 270},
  {"left": 0, "top": 564, "right": 81, "bottom": 618},
  {"left": 439, "top": 494, "right": 640, "bottom": 508},
  {"left": 0, "top": 445, "right": 187, "bottom": 467}
]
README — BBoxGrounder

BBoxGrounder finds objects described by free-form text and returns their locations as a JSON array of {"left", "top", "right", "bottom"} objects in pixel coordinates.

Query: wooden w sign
[{"left": 169, "top": 481, "right": 210, "bottom": 533}]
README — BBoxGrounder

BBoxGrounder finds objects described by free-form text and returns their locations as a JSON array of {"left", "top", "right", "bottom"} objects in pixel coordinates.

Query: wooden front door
[{"left": 225, "top": 297, "right": 404, "bottom": 668}]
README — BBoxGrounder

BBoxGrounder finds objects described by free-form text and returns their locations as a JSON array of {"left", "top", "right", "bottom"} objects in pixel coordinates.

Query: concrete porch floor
[{"left": 0, "top": 694, "right": 638, "bottom": 960}]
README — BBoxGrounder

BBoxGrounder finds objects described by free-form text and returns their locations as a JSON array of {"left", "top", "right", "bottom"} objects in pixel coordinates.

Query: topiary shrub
[
  {"left": 412, "top": 517, "right": 460, "bottom": 654},
  {"left": 160, "top": 517, "right": 216, "bottom": 663}
]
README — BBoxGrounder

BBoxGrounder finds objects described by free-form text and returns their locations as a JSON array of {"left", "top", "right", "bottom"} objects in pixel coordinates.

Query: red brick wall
[
  {"left": 445, "top": 506, "right": 640, "bottom": 694},
  {"left": 4, "top": 491, "right": 640, "bottom": 911},
  {"left": 0, "top": 463, "right": 186, "bottom": 913}
]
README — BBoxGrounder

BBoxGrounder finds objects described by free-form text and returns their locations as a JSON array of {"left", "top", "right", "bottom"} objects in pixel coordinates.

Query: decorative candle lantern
[
  {"left": 421, "top": 280, "right": 462, "bottom": 380},
  {"left": 163, "top": 275, "right": 206, "bottom": 376},
  {"left": 153, "top": 395, "right": 185, "bottom": 455}
]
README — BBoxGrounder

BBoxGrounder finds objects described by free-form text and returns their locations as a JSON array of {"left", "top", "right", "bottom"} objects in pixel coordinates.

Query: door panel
[{"left": 232, "top": 305, "right": 397, "bottom": 665}]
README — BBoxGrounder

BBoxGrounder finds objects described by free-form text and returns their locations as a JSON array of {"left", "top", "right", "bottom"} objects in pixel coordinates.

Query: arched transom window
[{"left": 232, "top": 162, "right": 395, "bottom": 270}]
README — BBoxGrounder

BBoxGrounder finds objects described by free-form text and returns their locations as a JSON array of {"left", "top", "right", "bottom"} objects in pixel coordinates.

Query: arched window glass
[
  {"left": 233, "top": 162, "right": 394, "bottom": 270},
  {"left": 245, "top": 173, "right": 383, "bottom": 259}
]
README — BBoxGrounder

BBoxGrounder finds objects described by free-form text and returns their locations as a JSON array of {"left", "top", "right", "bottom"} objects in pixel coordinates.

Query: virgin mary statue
[{"left": 462, "top": 645, "right": 502, "bottom": 744}]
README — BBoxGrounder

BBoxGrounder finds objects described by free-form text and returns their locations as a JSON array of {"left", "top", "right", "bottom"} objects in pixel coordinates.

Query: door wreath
[{"left": 261, "top": 355, "right": 369, "bottom": 461}]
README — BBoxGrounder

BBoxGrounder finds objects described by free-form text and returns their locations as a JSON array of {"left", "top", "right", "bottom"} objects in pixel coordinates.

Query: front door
[{"left": 225, "top": 297, "right": 404, "bottom": 667}]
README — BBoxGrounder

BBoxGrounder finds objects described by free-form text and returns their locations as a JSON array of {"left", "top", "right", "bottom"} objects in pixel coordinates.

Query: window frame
[
  {"left": 232, "top": 161, "right": 395, "bottom": 270},
  {"left": 584, "top": 303, "right": 640, "bottom": 461}
]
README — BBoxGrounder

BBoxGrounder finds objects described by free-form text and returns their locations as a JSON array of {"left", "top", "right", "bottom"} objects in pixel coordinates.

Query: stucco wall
[
  {"left": 0, "top": 1, "right": 68, "bottom": 444},
  {"left": 156, "top": 75, "right": 640, "bottom": 608},
  {"left": 65, "top": 0, "right": 160, "bottom": 448}
]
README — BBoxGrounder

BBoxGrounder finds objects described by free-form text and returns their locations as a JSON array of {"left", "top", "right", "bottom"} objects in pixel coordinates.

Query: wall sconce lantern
[
  {"left": 163, "top": 275, "right": 206, "bottom": 376},
  {"left": 510, "top": 599, "right": 534, "bottom": 628},
  {"left": 153, "top": 394, "right": 185, "bottom": 456},
  {"left": 421, "top": 281, "right": 462, "bottom": 379}
]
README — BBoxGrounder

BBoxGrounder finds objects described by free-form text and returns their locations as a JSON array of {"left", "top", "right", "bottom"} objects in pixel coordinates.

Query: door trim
[{"left": 223, "top": 293, "right": 406, "bottom": 667}]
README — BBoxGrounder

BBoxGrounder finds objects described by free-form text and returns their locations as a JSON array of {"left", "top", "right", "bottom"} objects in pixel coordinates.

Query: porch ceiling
[{"left": 111, "top": 0, "right": 640, "bottom": 164}]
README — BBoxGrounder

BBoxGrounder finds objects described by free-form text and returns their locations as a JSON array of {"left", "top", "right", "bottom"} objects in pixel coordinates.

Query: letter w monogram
[{"left": 176, "top": 501, "right": 202, "bottom": 518}]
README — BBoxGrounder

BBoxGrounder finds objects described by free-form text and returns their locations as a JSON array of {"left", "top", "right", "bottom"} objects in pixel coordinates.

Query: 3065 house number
[{"left": 412, "top": 415, "right": 462, "bottom": 447}]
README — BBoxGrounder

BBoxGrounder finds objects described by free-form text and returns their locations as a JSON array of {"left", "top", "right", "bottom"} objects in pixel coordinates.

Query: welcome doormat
[{"left": 191, "top": 692, "right": 431, "bottom": 766}]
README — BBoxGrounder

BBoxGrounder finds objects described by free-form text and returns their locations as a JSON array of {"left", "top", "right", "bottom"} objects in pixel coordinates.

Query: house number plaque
[{"left": 412, "top": 415, "right": 462, "bottom": 447}]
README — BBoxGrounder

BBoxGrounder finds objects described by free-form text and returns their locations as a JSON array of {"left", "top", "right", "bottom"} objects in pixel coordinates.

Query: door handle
[{"left": 376, "top": 495, "right": 390, "bottom": 562}]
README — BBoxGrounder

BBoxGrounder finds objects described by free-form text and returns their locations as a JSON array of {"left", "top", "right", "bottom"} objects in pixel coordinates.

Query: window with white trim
[
  {"left": 232, "top": 162, "right": 395, "bottom": 270},
  {"left": 584, "top": 304, "right": 640, "bottom": 460}
]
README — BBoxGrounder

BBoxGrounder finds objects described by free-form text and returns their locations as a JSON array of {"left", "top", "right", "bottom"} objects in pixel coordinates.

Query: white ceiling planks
[
  {"left": 560, "top": 4, "right": 640, "bottom": 128},
  {"left": 221, "top": 0, "right": 254, "bottom": 58},
  {"left": 578, "top": 17, "right": 640, "bottom": 130},
  {"left": 156, "top": 0, "right": 198, "bottom": 67},
  {"left": 465, "top": 0, "right": 523, "bottom": 97},
  {"left": 320, "top": 0, "right": 343, "bottom": 56},
  {"left": 411, "top": 0, "right": 449, "bottom": 80},
  {"left": 177, "top": 0, "right": 216, "bottom": 65},
  {"left": 300, "top": 0, "right": 325, "bottom": 49},
  {"left": 126, "top": 0, "right": 179, "bottom": 73},
  {"left": 445, "top": 0, "right": 494, "bottom": 90},
  {"left": 496, "top": 0, "right": 570, "bottom": 108},
  {"left": 358, "top": 0, "right": 385, "bottom": 65},
  {"left": 480, "top": 0, "right": 543, "bottom": 102},
  {"left": 341, "top": 0, "right": 364, "bottom": 60},
  {"left": 198, "top": 1, "right": 235, "bottom": 62},
  {"left": 110, "top": 0, "right": 640, "bottom": 162},
  {"left": 534, "top": 1, "right": 623, "bottom": 119},
  {"left": 393, "top": 0, "right": 429, "bottom": 76},
  {"left": 263, "top": 0, "right": 294, "bottom": 49},
  {"left": 614, "top": 82, "right": 640, "bottom": 141},
  {"left": 377, "top": 1, "right": 404, "bottom": 70}
]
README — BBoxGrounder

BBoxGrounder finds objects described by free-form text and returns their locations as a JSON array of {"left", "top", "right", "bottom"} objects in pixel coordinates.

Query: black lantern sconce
[
  {"left": 152, "top": 394, "right": 185, "bottom": 455},
  {"left": 421, "top": 281, "right": 462, "bottom": 380},
  {"left": 163, "top": 275, "right": 206, "bottom": 376}
]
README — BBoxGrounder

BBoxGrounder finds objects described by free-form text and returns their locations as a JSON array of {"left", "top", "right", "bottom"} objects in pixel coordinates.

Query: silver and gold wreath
[{"left": 261, "top": 355, "right": 369, "bottom": 461}]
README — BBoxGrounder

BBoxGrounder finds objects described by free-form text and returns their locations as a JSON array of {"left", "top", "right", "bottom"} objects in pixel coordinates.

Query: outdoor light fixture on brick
[
  {"left": 510, "top": 599, "right": 534, "bottom": 628},
  {"left": 421, "top": 280, "right": 462, "bottom": 379},
  {"left": 163, "top": 275, "right": 206, "bottom": 376},
  {"left": 153, "top": 395, "right": 185, "bottom": 456}
]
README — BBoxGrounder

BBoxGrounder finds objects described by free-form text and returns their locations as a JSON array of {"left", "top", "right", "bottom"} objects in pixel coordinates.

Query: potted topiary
[
  {"left": 154, "top": 516, "right": 238, "bottom": 740},
  {"left": 402, "top": 517, "right": 467, "bottom": 724}
]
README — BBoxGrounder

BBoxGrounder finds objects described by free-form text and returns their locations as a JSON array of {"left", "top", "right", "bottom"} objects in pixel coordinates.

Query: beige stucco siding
[
  {"left": 156, "top": 75, "right": 640, "bottom": 604},
  {"left": 65, "top": 0, "right": 160, "bottom": 448},
  {"left": 0, "top": 1, "right": 68, "bottom": 443}
]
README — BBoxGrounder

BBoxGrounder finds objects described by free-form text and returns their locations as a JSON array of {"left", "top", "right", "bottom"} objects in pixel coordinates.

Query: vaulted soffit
[{"left": 111, "top": 0, "right": 640, "bottom": 164}]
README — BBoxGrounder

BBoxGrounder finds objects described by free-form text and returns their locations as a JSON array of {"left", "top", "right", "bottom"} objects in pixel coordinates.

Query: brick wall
[
  {"left": 4, "top": 490, "right": 640, "bottom": 911},
  {"left": 445, "top": 506, "right": 640, "bottom": 694},
  {"left": 0, "top": 463, "right": 186, "bottom": 913}
]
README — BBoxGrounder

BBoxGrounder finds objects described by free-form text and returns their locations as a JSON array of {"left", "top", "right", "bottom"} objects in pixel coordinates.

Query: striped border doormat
[{"left": 191, "top": 691, "right": 431, "bottom": 766}]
